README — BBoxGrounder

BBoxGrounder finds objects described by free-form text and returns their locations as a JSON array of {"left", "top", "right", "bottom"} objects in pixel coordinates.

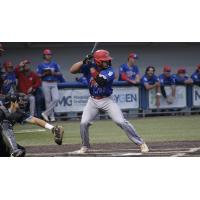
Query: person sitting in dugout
[
  {"left": 173, "top": 67, "right": 193, "bottom": 85},
  {"left": 141, "top": 66, "right": 161, "bottom": 108},
  {"left": 191, "top": 64, "right": 200, "bottom": 86},
  {"left": 159, "top": 66, "right": 176, "bottom": 104},
  {"left": 118, "top": 52, "right": 140, "bottom": 84},
  {"left": 0, "top": 93, "right": 64, "bottom": 157}
]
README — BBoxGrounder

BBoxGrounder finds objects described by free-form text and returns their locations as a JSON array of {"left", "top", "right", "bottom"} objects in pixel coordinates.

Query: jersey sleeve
[
  {"left": 80, "top": 64, "right": 90, "bottom": 74},
  {"left": 54, "top": 63, "right": 61, "bottom": 72},
  {"left": 100, "top": 69, "right": 115, "bottom": 82},
  {"left": 36, "top": 64, "right": 43, "bottom": 76},
  {"left": 135, "top": 66, "right": 140, "bottom": 75},
  {"left": 141, "top": 76, "right": 149, "bottom": 85}
]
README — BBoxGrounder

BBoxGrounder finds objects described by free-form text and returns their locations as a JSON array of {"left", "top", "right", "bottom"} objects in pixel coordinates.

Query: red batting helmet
[
  {"left": 0, "top": 43, "right": 5, "bottom": 51},
  {"left": 43, "top": 49, "right": 52, "bottom": 55},
  {"left": 93, "top": 49, "right": 112, "bottom": 65}
]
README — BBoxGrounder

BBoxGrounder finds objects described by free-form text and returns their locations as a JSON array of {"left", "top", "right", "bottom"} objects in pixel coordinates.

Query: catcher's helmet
[
  {"left": 93, "top": 50, "right": 112, "bottom": 65},
  {"left": 3, "top": 93, "right": 28, "bottom": 109},
  {"left": 43, "top": 49, "right": 52, "bottom": 55}
]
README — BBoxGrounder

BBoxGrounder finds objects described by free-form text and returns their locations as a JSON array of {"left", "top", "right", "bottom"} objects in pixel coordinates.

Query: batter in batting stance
[
  {"left": 70, "top": 49, "right": 149, "bottom": 154},
  {"left": 0, "top": 93, "right": 64, "bottom": 157}
]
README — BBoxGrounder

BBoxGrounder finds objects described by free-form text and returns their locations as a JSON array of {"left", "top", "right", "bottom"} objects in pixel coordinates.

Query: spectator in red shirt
[{"left": 15, "top": 60, "right": 44, "bottom": 117}]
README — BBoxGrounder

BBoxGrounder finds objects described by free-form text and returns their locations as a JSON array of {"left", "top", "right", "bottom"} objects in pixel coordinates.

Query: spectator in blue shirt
[
  {"left": 2, "top": 60, "right": 16, "bottom": 94},
  {"left": 141, "top": 66, "right": 161, "bottom": 108},
  {"left": 159, "top": 66, "right": 176, "bottom": 104},
  {"left": 173, "top": 67, "right": 193, "bottom": 85},
  {"left": 191, "top": 64, "right": 200, "bottom": 86},
  {"left": 118, "top": 52, "right": 140, "bottom": 84}
]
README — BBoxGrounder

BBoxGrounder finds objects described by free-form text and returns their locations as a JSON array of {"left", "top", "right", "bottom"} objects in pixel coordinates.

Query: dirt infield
[{"left": 25, "top": 141, "right": 200, "bottom": 157}]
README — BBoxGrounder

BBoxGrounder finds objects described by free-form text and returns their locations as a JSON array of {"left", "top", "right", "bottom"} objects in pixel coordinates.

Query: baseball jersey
[
  {"left": 1, "top": 72, "right": 16, "bottom": 94},
  {"left": 141, "top": 74, "right": 159, "bottom": 85},
  {"left": 159, "top": 73, "right": 175, "bottom": 86},
  {"left": 173, "top": 74, "right": 189, "bottom": 84},
  {"left": 191, "top": 71, "right": 200, "bottom": 85},
  {"left": 15, "top": 67, "right": 41, "bottom": 95},
  {"left": 80, "top": 63, "right": 115, "bottom": 97},
  {"left": 37, "top": 61, "right": 61, "bottom": 82},
  {"left": 118, "top": 64, "right": 140, "bottom": 81}
]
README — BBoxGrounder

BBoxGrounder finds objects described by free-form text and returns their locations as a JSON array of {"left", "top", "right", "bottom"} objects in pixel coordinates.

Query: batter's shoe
[
  {"left": 139, "top": 143, "right": 149, "bottom": 153},
  {"left": 42, "top": 112, "right": 49, "bottom": 122},
  {"left": 72, "top": 146, "right": 90, "bottom": 154}
]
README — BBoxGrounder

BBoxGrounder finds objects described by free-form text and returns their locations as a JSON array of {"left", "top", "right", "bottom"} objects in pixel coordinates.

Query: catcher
[{"left": 0, "top": 93, "right": 64, "bottom": 157}]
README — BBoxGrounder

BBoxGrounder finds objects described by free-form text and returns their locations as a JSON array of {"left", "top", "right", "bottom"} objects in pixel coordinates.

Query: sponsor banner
[
  {"left": 193, "top": 85, "right": 200, "bottom": 107},
  {"left": 149, "top": 86, "right": 186, "bottom": 109},
  {"left": 55, "top": 86, "right": 139, "bottom": 113}
]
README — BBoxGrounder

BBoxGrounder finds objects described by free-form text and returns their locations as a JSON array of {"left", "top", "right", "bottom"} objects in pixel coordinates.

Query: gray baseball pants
[
  {"left": 80, "top": 96, "right": 144, "bottom": 148},
  {"left": 42, "top": 81, "right": 59, "bottom": 118}
]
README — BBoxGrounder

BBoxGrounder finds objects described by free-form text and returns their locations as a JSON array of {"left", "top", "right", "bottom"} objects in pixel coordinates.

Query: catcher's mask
[{"left": 3, "top": 93, "right": 29, "bottom": 109}]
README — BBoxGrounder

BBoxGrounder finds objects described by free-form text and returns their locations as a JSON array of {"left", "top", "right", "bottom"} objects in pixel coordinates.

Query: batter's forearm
[{"left": 70, "top": 61, "right": 83, "bottom": 74}]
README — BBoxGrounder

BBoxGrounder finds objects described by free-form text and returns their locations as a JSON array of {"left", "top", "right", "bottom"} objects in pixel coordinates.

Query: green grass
[{"left": 14, "top": 115, "right": 200, "bottom": 146}]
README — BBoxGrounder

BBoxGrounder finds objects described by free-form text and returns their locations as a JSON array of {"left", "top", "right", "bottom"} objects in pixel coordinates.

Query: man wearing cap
[
  {"left": 37, "top": 49, "right": 61, "bottom": 122},
  {"left": 141, "top": 66, "right": 161, "bottom": 108},
  {"left": 15, "top": 60, "right": 42, "bottom": 117},
  {"left": 173, "top": 67, "right": 193, "bottom": 85},
  {"left": 191, "top": 64, "right": 200, "bottom": 85},
  {"left": 159, "top": 66, "right": 176, "bottom": 104},
  {"left": 118, "top": 53, "right": 140, "bottom": 84},
  {"left": 1, "top": 61, "right": 17, "bottom": 95}
]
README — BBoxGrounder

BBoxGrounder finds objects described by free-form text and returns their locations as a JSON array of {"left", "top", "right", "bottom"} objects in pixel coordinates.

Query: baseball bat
[{"left": 91, "top": 42, "right": 99, "bottom": 54}]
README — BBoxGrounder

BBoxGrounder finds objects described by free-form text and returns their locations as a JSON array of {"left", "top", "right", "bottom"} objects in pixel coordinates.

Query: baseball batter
[
  {"left": 37, "top": 49, "right": 61, "bottom": 122},
  {"left": 70, "top": 49, "right": 149, "bottom": 154}
]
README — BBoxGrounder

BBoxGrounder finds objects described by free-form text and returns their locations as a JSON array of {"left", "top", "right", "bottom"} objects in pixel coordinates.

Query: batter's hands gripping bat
[{"left": 83, "top": 42, "right": 99, "bottom": 64}]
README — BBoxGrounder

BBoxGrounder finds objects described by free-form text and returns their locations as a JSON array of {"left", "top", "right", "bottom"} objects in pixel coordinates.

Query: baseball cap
[
  {"left": 3, "top": 60, "right": 13, "bottom": 68},
  {"left": 177, "top": 67, "right": 186, "bottom": 74},
  {"left": 197, "top": 64, "right": 200, "bottom": 69},
  {"left": 163, "top": 65, "right": 172, "bottom": 72},
  {"left": 128, "top": 52, "right": 139, "bottom": 59}
]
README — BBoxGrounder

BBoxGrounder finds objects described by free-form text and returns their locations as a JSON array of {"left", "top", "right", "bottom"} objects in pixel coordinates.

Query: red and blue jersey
[
  {"left": 159, "top": 73, "right": 175, "bottom": 86},
  {"left": 118, "top": 64, "right": 139, "bottom": 81},
  {"left": 80, "top": 63, "right": 115, "bottom": 97},
  {"left": 37, "top": 61, "right": 61, "bottom": 82},
  {"left": 191, "top": 71, "right": 200, "bottom": 85},
  {"left": 141, "top": 74, "right": 159, "bottom": 85}
]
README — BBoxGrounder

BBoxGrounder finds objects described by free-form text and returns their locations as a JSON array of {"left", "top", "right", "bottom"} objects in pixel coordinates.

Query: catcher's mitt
[{"left": 52, "top": 125, "right": 64, "bottom": 145}]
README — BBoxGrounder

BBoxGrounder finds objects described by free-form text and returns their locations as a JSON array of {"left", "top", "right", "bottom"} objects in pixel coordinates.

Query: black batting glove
[{"left": 83, "top": 54, "right": 93, "bottom": 65}]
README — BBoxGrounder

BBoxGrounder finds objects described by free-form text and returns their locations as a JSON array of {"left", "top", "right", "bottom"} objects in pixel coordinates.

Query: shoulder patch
[{"left": 108, "top": 71, "right": 114, "bottom": 77}]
